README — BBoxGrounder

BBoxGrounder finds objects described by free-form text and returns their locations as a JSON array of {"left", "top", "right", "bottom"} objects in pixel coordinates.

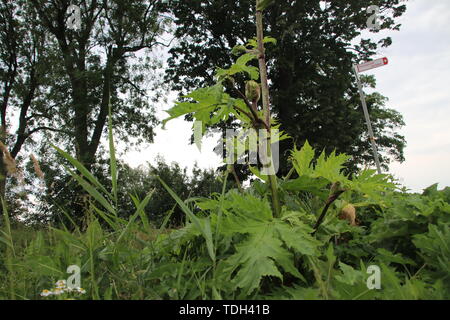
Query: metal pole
[{"left": 353, "top": 65, "right": 382, "bottom": 174}]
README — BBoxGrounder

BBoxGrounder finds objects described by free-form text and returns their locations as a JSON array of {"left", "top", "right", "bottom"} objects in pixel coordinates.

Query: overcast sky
[{"left": 123, "top": 0, "right": 450, "bottom": 193}]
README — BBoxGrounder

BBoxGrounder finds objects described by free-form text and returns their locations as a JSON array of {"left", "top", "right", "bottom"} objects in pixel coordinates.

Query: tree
[
  {"left": 0, "top": 0, "right": 54, "bottom": 208},
  {"left": 29, "top": 0, "right": 168, "bottom": 170},
  {"left": 165, "top": 0, "right": 407, "bottom": 175},
  {"left": 1, "top": 1, "right": 169, "bottom": 218},
  {"left": 2, "top": 0, "right": 171, "bottom": 221}
]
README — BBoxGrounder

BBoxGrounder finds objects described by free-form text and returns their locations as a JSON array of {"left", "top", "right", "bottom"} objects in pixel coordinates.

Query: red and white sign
[{"left": 355, "top": 57, "right": 388, "bottom": 73}]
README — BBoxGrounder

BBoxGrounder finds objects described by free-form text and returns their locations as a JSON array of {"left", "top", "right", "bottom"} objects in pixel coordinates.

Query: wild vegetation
[{"left": 0, "top": 0, "right": 448, "bottom": 300}]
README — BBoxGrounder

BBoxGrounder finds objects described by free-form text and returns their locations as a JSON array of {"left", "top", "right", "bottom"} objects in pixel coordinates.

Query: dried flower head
[
  {"left": 30, "top": 154, "right": 45, "bottom": 180},
  {"left": 0, "top": 141, "right": 18, "bottom": 176},
  {"left": 0, "top": 141, "right": 25, "bottom": 186},
  {"left": 339, "top": 203, "right": 357, "bottom": 226}
]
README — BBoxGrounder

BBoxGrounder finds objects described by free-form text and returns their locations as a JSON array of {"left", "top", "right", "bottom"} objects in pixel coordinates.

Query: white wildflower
[
  {"left": 40, "top": 289, "right": 52, "bottom": 297},
  {"left": 52, "top": 288, "right": 64, "bottom": 295},
  {"left": 77, "top": 287, "right": 86, "bottom": 294},
  {"left": 55, "top": 280, "right": 67, "bottom": 289}
]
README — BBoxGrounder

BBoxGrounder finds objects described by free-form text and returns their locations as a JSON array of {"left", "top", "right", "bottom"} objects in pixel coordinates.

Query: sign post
[{"left": 353, "top": 57, "right": 388, "bottom": 175}]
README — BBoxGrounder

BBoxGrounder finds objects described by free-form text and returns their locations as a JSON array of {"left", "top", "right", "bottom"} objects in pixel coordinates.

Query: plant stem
[
  {"left": 312, "top": 190, "right": 345, "bottom": 235},
  {"left": 228, "top": 164, "right": 243, "bottom": 193},
  {"left": 255, "top": 7, "right": 270, "bottom": 129},
  {"left": 284, "top": 167, "right": 295, "bottom": 180},
  {"left": 255, "top": 1, "right": 281, "bottom": 218}
]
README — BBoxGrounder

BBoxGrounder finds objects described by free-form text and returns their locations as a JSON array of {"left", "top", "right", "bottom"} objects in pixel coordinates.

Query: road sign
[
  {"left": 356, "top": 57, "right": 388, "bottom": 73},
  {"left": 352, "top": 58, "right": 390, "bottom": 174}
]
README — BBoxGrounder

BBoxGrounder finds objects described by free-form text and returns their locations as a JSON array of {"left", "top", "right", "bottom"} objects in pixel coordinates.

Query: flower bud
[{"left": 245, "top": 80, "right": 261, "bottom": 103}]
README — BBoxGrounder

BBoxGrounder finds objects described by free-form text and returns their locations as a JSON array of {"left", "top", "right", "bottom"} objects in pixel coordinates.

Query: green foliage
[
  {"left": 413, "top": 224, "right": 450, "bottom": 280},
  {"left": 163, "top": 35, "right": 278, "bottom": 134},
  {"left": 284, "top": 140, "right": 396, "bottom": 205},
  {"left": 0, "top": 0, "right": 169, "bottom": 221},
  {"left": 163, "top": 84, "right": 236, "bottom": 130},
  {"left": 1, "top": 134, "right": 449, "bottom": 300},
  {"left": 216, "top": 53, "right": 259, "bottom": 81}
]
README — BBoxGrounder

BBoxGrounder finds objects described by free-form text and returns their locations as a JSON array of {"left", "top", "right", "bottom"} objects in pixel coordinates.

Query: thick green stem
[
  {"left": 255, "top": 7, "right": 270, "bottom": 128},
  {"left": 255, "top": 1, "right": 281, "bottom": 218},
  {"left": 268, "top": 174, "right": 281, "bottom": 217}
]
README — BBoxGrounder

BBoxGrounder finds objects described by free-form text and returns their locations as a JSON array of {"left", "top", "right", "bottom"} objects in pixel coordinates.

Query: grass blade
[
  {"left": 53, "top": 145, "right": 112, "bottom": 199},
  {"left": 130, "top": 194, "right": 150, "bottom": 230},
  {"left": 157, "top": 176, "right": 215, "bottom": 262},
  {"left": 63, "top": 165, "right": 116, "bottom": 215},
  {"left": 108, "top": 103, "right": 118, "bottom": 206},
  {"left": 116, "top": 189, "right": 155, "bottom": 244}
]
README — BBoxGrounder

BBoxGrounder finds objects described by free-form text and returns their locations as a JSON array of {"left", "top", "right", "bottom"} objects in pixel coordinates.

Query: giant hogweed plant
[
  {"left": 157, "top": 0, "right": 399, "bottom": 298},
  {"left": 162, "top": 0, "right": 396, "bottom": 237}
]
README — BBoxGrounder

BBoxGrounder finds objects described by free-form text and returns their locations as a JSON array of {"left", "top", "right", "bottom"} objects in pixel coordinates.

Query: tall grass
[
  {"left": 1, "top": 199, "right": 15, "bottom": 299},
  {"left": 0, "top": 104, "right": 177, "bottom": 300}
]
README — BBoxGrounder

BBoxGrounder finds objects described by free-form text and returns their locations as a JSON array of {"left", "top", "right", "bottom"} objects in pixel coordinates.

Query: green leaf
[
  {"left": 290, "top": 140, "right": 351, "bottom": 184},
  {"left": 225, "top": 232, "right": 285, "bottom": 294},
  {"left": 218, "top": 193, "right": 309, "bottom": 293},
  {"left": 62, "top": 164, "right": 116, "bottom": 215},
  {"left": 216, "top": 53, "right": 259, "bottom": 80},
  {"left": 231, "top": 45, "right": 247, "bottom": 56},
  {"left": 91, "top": 205, "right": 119, "bottom": 231},
  {"left": 281, "top": 175, "right": 329, "bottom": 198},
  {"left": 116, "top": 189, "right": 155, "bottom": 244},
  {"left": 283, "top": 285, "right": 322, "bottom": 300},
  {"left": 163, "top": 85, "right": 230, "bottom": 127},
  {"left": 291, "top": 140, "right": 315, "bottom": 177},
  {"left": 350, "top": 169, "right": 397, "bottom": 197},
  {"left": 335, "top": 262, "right": 363, "bottom": 286},
  {"left": 130, "top": 194, "right": 150, "bottom": 230},
  {"left": 413, "top": 223, "right": 450, "bottom": 276},
  {"left": 249, "top": 165, "right": 269, "bottom": 183},
  {"left": 313, "top": 149, "right": 350, "bottom": 182},
  {"left": 375, "top": 248, "right": 417, "bottom": 266},
  {"left": 108, "top": 103, "right": 118, "bottom": 207},
  {"left": 274, "top": 221, "right": 321, "bottom": 257},
  {"left": 263, "top": 36, "right": 277, "bottom": 45},
  {"left": 223, "top": 193, "right": 273, "bottom": 226},
  {"left": 158, "top": 177, "right": 215, "bottom": 262},
  {"left": 53, "top": 145, "right": 112, "bottom": 198}
]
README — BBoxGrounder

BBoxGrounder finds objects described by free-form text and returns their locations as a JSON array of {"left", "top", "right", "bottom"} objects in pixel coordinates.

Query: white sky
[{"left": 123, "top": 0, "right": 450, "bottom": 193}]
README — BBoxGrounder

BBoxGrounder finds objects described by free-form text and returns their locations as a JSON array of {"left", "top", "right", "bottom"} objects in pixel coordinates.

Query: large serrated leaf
[
  {"left": 281, "top": 175, "right": 329, "bottom": 198},
  {"left": 274, "top": 221, "right": 321, "bottom": 256},
  {"left": 216, "top": 53, "right": 259, "bottom": 80},
  {"left": 313, "top": 149, "right": 350, "bottom": 182},
  {"left": 225, "top": 233, "right": 286, "bottom": 295},
  {"left": 291, "top": 140, "right": 315, "bottom": 177}
]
